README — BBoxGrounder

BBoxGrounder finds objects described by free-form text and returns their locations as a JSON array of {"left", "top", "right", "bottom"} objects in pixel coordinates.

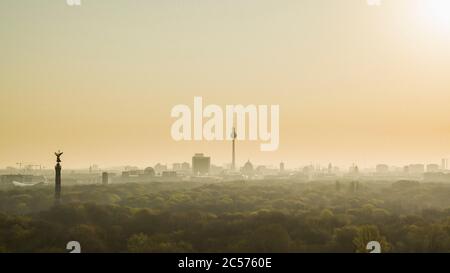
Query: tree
[
  {"left": 247, "top": 224, "right": 291, "bottom": 252},
  {"left": 353, "top": 225, "right": 391, "bottom": 253}
]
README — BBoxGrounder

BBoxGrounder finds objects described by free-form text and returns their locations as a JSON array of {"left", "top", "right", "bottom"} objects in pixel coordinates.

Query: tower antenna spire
[{"left": 231, "top": 127, "right": 237, "bottom": 171}]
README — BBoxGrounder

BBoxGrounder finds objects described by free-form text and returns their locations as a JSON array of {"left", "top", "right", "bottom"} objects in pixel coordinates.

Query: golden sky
[{"left": 1, "top": 0, "right": 450, "bottom": 169}]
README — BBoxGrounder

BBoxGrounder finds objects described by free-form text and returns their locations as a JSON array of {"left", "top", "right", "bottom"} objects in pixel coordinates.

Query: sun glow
[{"left": 418, "top": 0, "right": 450, "bottom": 32}]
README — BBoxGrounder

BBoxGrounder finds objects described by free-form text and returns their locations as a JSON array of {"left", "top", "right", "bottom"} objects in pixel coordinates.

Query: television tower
[
  {"left": 231, "top": 127, "right": 237, "bottom": 171},
  {"left": 54, "top": 150, "right": 63, "bottom": 205}
]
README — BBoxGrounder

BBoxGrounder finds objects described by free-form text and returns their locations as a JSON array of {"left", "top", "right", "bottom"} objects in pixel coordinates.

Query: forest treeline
[{"left": 1, "top": 180, "right": 450, "bottom": 253}]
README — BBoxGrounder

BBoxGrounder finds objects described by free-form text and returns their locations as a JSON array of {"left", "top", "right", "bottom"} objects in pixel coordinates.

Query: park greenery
[{"left": 1, "top": 179, "right": 450, "bottom": 252}]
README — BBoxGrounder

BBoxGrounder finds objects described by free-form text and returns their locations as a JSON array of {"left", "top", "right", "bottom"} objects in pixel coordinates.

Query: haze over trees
[{"left": 1, "top": 180, "right": 450, "bottom": 252}]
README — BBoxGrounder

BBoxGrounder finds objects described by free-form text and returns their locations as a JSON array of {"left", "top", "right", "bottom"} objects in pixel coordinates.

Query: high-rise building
[
  {"left": 280, "top": 162, "right": 285, "bottom": 172},
  {"left": 102, "top": 172, "right": 109, "bottom": 185},
  {"left": 192, "top": 153, "right": 210, "bottom": 175},
  {"left": 442, "top": 158, "right": 448, "bottom": 170}
]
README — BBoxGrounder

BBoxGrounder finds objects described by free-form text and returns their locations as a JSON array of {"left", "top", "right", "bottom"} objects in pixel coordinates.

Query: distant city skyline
[{"left": 2, "top": 154, "right": 450, "bottom": 172}]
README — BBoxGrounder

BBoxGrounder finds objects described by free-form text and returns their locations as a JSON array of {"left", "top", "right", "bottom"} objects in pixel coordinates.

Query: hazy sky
[{"left": 1, "top": 0, "right": 450, "bottom": 169}]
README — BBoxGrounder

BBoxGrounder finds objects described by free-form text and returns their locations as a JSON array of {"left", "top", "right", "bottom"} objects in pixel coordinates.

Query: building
[
  {"left": 376, "top": 164, "right": 389, "bottom": 173},
  {"left": 160, "top": 171, "right": 181, "bottom": 181},
  {"left": 349, "top": 164, "right": 359, "bottom": 175},
  {"left": 0, "top": 174, "right": 45, "bottom": 185},
  {"left": 89, "top": 164, "right": 99, "bottom": 173},
  {"left": 154, "top": 163, "right": 167, "bottom": 174},
  {"left": 102, "top": 172, "right": 109, "bottom": 185},
  {"left": 403, "top": 165, "right": 409, "bottom": 173},
  {"left": 118, "top": 167, "right": 155, "bottom": 183},
  {"left": 181, "top": 162, "right": 190, "bottom": 171},
  {"left": 172, "top": 163, "right": 182, "bottom": 171},
  {"left": 122, "top": 170, "right": 142, "bottom": 177},
  {"left": 162, "top": 171, "right": 177, "bottom": 178},
  {"left": 173, "top": 162, "right": 191, "bottom": 172},
  {"left": 426, "top": 164, "right": 440, "bottom": 173},
  {"left": 241, "top": 160, "right": 254, "bottom": 175},
  {"left": 192, "top": 153, "right": 210, "bottom": 175},
  {"left": 442, "top": 158, "right": 448, "bottom": 170},
  {"left": 210, "top": 164, "right": 224, "bottom": 175},
  {"left": 408, "top": 164, "right": 425, "bottom": 174},
  {"left": 280, "top": 162, "right": 285, "bottom": 172},
  {"left": 144, "top": 167, "right": 155, "bottom": 176}
]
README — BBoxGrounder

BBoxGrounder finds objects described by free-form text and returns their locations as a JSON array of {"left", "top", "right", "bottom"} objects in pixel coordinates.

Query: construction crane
[{"left": 16, "top": 162, "right": 28, "bottom": 170}]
